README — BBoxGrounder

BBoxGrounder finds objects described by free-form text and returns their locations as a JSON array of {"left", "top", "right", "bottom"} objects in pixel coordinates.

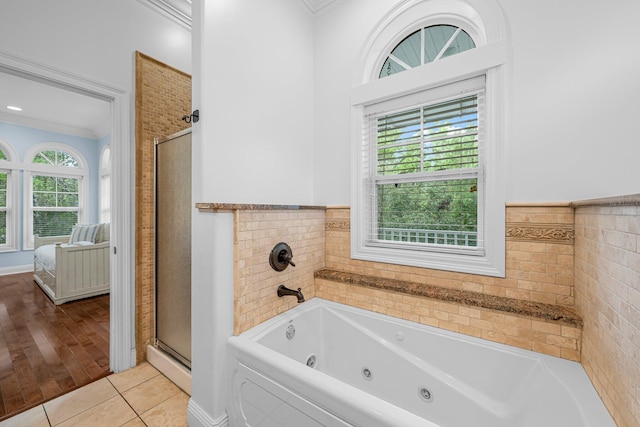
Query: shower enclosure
[{"left": 155, "top": 129, "right": 192, "bottom": 368}]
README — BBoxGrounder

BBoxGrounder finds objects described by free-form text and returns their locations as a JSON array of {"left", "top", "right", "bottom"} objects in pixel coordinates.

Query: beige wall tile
[
  {"left": 575, "top": 204, "right": 640, "bottom": 427},
  {"left": 235, "top": 209, "right": 325, "bottom": 334},
  {"left": 238, "top": 205, "right": 584, "bottom": 369},
  {"left": 323, "top": 206, "right": 576, "bottom": 307}
]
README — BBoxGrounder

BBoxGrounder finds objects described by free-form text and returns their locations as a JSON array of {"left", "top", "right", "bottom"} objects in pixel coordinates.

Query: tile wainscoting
[
  {"left": 319, "top": 205, "right": 582, "bottom": 361},
  {"left": 209, "top": 203, "right": 582, "bottom": 359},
  {"left": 574, "top": 197, "right": 640, "bottom": 427},
  {"left": 200, "top": 197, "right": 640, "bottom": 426}
]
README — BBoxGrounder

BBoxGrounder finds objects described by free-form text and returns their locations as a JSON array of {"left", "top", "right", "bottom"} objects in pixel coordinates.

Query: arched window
[
  {"left": 99, "top": 146, "right": 111, "bottom": 223},
  {"left": 351, "top": 0, "right": 508, "bottom": 277},
  {"left": 379, "top": 25, "right": 475, "bottom": 78},
  {"left": 24, "top": 144, "right": 89, "bottom": 249},
  {"left": 0, "top": 140, "right": 17, "bottom": 251}
]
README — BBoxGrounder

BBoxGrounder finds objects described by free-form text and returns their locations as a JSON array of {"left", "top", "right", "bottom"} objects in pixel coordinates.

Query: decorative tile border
[
  {"left": 326, "top": 220, "right": 574, "bottom": 242},
  {"left": 506, "top": 223, "right": 574, "bottom": 244},
  {"left": 325, "top": 220, "right": 350, "bottom": 231}
]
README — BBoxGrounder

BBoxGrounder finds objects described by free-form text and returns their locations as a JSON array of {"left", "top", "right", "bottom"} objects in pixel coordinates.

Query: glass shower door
[{"left": 155, "top": 129, "right": 191, "bottom": 368}]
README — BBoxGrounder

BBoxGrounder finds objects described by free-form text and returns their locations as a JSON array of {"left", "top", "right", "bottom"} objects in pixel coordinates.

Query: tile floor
[{"left": 0, "top": 362, "right": 189, "bottom": 427}]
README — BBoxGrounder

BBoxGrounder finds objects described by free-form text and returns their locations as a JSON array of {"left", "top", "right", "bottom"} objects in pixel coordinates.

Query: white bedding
[
  {"left": 34, "top": 241, "right": 95, "bottom": 272},
  {"left": 34, "top": 244, "right": 57, "bottom": 271}
]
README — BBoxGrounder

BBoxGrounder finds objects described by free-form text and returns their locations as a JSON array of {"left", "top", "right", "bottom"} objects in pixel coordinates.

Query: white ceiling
[
  {"left": 0, "top": 0, "right": 340, "bottom": 141},
  {"left": 0, "top": 71, "right": 111, "bottom": 139}
]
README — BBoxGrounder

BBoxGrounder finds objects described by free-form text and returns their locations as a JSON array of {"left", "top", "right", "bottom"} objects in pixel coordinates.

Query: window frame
[
  {"left": 99, "top": 145, "right": 111, "bottom": 223},
  {"left": 365, "top": 77, "right": 485, "bottom": 256},
  {"left": 23, "top": 143, "right": 89, "bottom": 250},
  {"left": 0, "top": 140, "right": 18, "bottom": 252},
  {"left": 351, "top": 8, "right": 508, "bottom": 277}
]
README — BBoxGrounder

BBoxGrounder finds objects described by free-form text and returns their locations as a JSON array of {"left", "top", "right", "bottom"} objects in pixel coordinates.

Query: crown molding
[
  {"left": 0, "top": 112, "right": 100, "bottom": 140},
  {"left": 142, "top": 0, "right": 337, "bottom": 24},
  {"left": 94, "top": 119, "right": 112, "bottom": 139},
  {"left": 138, "top": 0, "right": 191, "bottom": 29},
  {"left": 299, "top": 0, "right": 341, "bottom": 14}
]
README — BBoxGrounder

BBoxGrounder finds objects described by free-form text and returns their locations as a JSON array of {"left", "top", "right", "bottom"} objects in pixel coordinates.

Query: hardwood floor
[{"left": 0, "top": 272, "right": 110, "bottom": 421}]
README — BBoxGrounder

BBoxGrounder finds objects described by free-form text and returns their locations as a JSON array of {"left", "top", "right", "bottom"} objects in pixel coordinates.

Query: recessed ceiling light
[{"left": 6, "top": 105, "right": 22, "bottom": 111}]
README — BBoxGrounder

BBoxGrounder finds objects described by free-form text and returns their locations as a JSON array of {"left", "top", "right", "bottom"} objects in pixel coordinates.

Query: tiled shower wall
[
  {"left": 135, "top": 52, "right": 191, "bottom": 363},
  {"left": 575, "top": 203, "right": 640, "bottom": 427},
  {"left": 234, "top": 209, "right": 325, "bottom": 334}
]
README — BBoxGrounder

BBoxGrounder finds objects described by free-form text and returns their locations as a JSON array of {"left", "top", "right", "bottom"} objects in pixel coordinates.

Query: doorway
[{"left": 0, "top": 50, "right": 135, "bottom": 373}]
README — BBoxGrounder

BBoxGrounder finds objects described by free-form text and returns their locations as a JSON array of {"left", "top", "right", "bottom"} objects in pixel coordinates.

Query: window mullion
[
  {"left": 434, "top": 28, "right": 462, "bottom": 62},
  {"left": 420, "top": 27, "right": 425, "bottom": 66},
  {"left": 375, "top": 167, "right": 478, "bottom": 183},
  {"left": 420, "top": 106, "right": 425, "bottom": 173},
  {"left": 388, "top": 53, "right": 412, "bottom": 71}
]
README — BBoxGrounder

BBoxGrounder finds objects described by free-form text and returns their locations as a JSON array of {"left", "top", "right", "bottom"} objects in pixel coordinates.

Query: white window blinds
[{"left": 361, "top": 76, "right": 485, "bottom": 254}]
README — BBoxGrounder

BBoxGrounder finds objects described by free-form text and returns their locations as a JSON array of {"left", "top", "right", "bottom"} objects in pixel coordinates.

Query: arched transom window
[
  {"left": 379, "top": 25, "right": 476, "bottom": 78},
  {"left": 32, "top": 149, "right": 81, "bottom": 168}
]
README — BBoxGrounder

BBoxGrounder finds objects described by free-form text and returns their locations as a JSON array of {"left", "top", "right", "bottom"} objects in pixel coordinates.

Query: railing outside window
[{"left": 378, "top": 227, "right": 478, "bottom": 246}]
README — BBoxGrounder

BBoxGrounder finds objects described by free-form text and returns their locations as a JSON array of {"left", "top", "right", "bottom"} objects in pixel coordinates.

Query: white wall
[
  {"left": 313, "top": 0, "right": 396, "bottom": 206},
  {"left": 0, "top": 0, "right": 191, "bottom": 88},
  {"left": 193, "top": 0, "right": 314, "bottom": 205},
  {"left": 503, "top": 0, "right": 640, "bottom": 202},
  {"left": 190, "top": 1, "right": 315, "bottom": 424},
  {"left": 313, "top": 0, "right": 640, "bottom": 205}
]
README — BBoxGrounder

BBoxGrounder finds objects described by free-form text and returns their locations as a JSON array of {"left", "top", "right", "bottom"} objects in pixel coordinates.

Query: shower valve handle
[{"left": 280, "top": 251, "right": 295, "bottom": 267}]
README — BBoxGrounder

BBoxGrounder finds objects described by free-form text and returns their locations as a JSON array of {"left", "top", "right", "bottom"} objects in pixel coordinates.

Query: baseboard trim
[
  {"left": 0, "top": 264, "right": 33, "bottom": 276},
  {"left": 188, "top": 399, "right": 228, "bottom": 427}
]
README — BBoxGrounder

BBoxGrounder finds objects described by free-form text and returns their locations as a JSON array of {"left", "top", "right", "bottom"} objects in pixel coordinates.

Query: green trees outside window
[
  {"left": 374, "top": 94, "right": 480, "bottom": 247},
  {"left": 31, "top": 148, "right": 82, "bottom": 238},
  {"left": 32, "top": 175, "right": 79, "bottom": 237}
]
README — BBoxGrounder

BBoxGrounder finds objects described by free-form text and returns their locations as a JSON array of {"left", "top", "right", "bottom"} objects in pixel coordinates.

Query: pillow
[
  {"left": 95, "top": 222, "right": 110, "bottom": 243},
  {"left": 69, "top": 224, "right": 100, "bottom": 244}
]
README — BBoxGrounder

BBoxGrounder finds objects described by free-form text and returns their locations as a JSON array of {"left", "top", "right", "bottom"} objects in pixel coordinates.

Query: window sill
[{"left": 351, "top": 241, "right": 505, "bottom": 278}]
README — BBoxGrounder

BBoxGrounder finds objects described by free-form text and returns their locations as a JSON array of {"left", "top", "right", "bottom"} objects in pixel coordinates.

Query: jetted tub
[{"left": 227, "top": 298, "right": 614, "bottom": 427}]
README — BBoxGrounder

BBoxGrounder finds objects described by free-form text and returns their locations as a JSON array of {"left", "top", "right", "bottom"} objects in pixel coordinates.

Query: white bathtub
[{"left": 227, "top": 298, "right": 614, "bottom": 427}]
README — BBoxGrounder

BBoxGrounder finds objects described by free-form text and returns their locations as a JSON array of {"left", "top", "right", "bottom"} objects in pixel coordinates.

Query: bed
[{"left": 33, "top": 223, "right": 110, "bottom": 305}]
